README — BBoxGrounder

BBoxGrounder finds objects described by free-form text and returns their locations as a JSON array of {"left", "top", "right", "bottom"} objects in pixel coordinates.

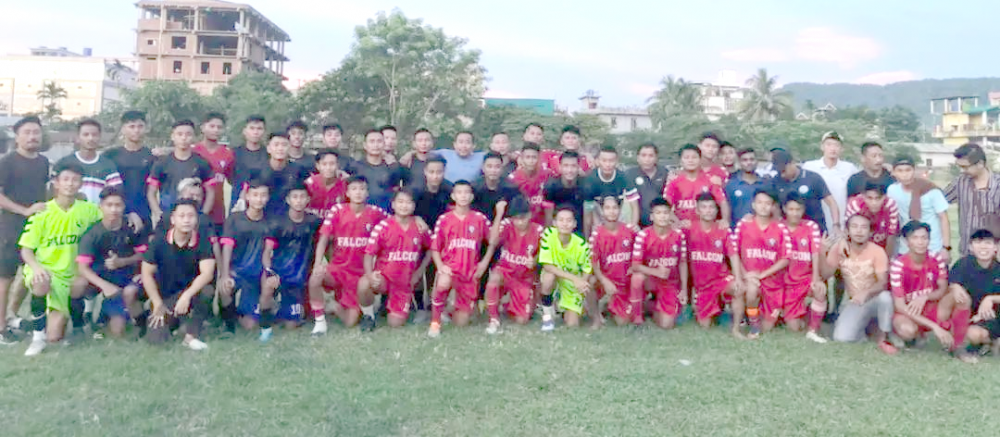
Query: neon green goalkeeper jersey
[
  {"left": 19, "top": 199, "right": 102, "bottom": 278},
  {"left": 538, "top": 227, "right": 592, "bottom": 276}
]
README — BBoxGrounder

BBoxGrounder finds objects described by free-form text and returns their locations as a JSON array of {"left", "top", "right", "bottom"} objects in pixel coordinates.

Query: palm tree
[
  {"left": 105, "top": 59, "right": 129, "bottom": 82},
  {"left": 646, "top": 75, "right": 703, "bottom": 126},
  {"left": 37, "top": 81, "right": 68, "bottom": 122},
  {"left": 739, "top": 68, "right": 792, "bottom": 123}
]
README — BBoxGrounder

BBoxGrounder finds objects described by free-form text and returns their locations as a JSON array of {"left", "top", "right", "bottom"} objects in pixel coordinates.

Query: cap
[
  {"left": 772, "top": 149, "right": 793, "bottom": 173},
  {"left": 821, "top": 131, "right": 842, "bottom": 142},
  {"left": 893, "top": 156, "right": 915, "bottom": 168}
]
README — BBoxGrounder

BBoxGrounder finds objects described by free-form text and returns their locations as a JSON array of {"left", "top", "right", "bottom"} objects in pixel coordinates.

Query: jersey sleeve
[
  {"left": 929, "top": 189, "right": 949, "bottom": 214},
  {"left": 664, "top": 181, "right": 678, "bottom": 206},
  {"left": 143, "top": 239, "right": 161, "bottom": 266},
  {"left": 889, "top": 259, "right": 905, "bottom": 298},
  {"left": 198, "top": 159, "right": 217, "bottom": 187},
  {"left": 0, "top": 157, "right": 12, "bottom": 194},
  {"left": 538, "top": 228, "right": 557, "bottom": 266},
  {"left": 220, "top": 215, "right": 237, "bottom": 247},
  {"left": 146, "top": 159, "right": 165, "bottom": 188},
  {"left": 480, "top": 213, "right": 492, "bottom": 243},
  {"left": 728, "top": 221, "right": 743, "bottom": 257},
  {"left": 579, "top": 239, "right": 593, "bottom": 274},
  {"left": 622, "top": 177, "right": 640, "bottom": 202},
  {"left": 809, "top": 221, "right": 822, "bottom": 255},
  {"left": 364, "top": 220, "right": 386, "bottom": 256},
  {"left": 17, "top": 211, "right": 45, "bottom": 250},
  {"left": 133, "top": 227, "right": 150, "bottom": 254},
  {"left": 104, "top": 159, "right": 123, "bottom": 187},
  {"left": 844, "top": 196, "right": 861, "bottom": 219},
  {"left": 678, "top": 231, "right": 688, "bottom": 261},
  {"left": 319, "top": 206, "right": 338, "bottom": 236},
  {"left": 430, "top": 215, "right": 447, "bottom": 252},
  {"left": 710, "top": 183, "right": 726, "bottom": 204},
  {"left": 949, "top": 259, "right": 966, "bottom": 285},
  {"left": 631, "top": 230, "right": 646, "bottom": 266},
  {"left": 934, "top": 256, "right": 948, "bottom": 283},
  {"left": 76, "top": 225, "right": 101, "bottom": 265},
  {"left": 886, "top": 198, "right": 900, "bottom": 236},
  {"left": 195, "top": 233, "right": 215, "bottom": 261},
  {"left": 776, "top": 225, "right": 791, "bottom": 260},
  {"left": 587, "top": 229, "right": 600, "bottom": 263}
]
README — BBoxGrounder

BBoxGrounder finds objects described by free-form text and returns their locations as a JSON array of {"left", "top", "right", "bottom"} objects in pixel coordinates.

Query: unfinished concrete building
[{"left": 135, "top": 0, "right": 290, "bottom": 94}]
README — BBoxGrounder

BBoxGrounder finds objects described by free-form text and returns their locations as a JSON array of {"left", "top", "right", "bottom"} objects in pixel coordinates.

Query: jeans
[{"left": 832, "top": 291, "right": 894, "bottom": 342}]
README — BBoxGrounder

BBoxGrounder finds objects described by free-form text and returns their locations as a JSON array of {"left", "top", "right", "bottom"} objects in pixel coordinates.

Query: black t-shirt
[
  {"left": 79, "top": 221, "right": 149, "bottom": 282},
  {"left": 544, "top": 178, "right": 585, "bottom": 231},
  {"left": 268, "top": 213, "right": 322, "bottom": 284},
  {"left": 288, "top": 149, "right": 317, "bottom": 167},
  {"left": 143, "top": 230, "right": 214, "bottom": 298},
  {"left": 344, "top": 159, "right": 409, "bottom": 211},
  {"left": 409, "top": 156, "right": 429, "bottom": 188},
  {"left": 950, "top": 255, "right": 1000, "bottom": 311},
  {"left": 161, "top": 211, "right": 217, "bottom": 246},
  {"left": 148, "top": 153, "right": 213, "bottom": 213},
  {"left": 0, "top": 151, "right": 50, "bottom": 236},
  {"left": 581, "top": 170, "right": 638, "bottom": 205},
  {"left": 232, "top": 145, "right": 269, "bottom": 207},
  {"left": 623, "top": 165, "right": 669, "bottom": 226},
  {"left": 257, "top": 162, "right": 312, "bottom": 217},
  {"left": 472, "top": 179, "right": 521, "bottom": 221},
  {"left": 846, "top": 169, "right": 895, "bottom": 198},
  {"left": 104, "top": 146, "right": 156, "bottom": 220},
  {"left": 761, "top": 168, "right": 832, "bottom": 232},
  {"left": 222, "top": 211, "right": 271, "bottom": 278},
  {"left": 411, "top": 182, "right": 454, "bottom": 227}
]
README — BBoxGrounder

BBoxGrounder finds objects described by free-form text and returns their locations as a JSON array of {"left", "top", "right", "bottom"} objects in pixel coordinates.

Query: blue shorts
[
  {"left": 235, "top": 274, "right": 262, "bottom": 320},
  {"left": 100, "top": 283, "right": 145, "bottom": 320},
  {"left": 276, "top": 286, "right": 305, "bottom": 323}
]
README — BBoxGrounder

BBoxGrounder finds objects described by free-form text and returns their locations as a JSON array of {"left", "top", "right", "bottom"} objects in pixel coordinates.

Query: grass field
[{"left": 0, "top": 318, "right": 997, "bottom": 437}]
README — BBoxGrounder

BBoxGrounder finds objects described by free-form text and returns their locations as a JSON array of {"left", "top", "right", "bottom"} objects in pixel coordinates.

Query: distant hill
[{"left": 782, "top": 78, "right": 1000, "bottom": 123}]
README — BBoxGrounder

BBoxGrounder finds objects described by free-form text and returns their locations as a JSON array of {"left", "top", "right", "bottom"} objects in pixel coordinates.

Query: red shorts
[
  {"left": 694, "top": 276, "right": 734, "bottom": 322},
  {"left": 897, "top": 301, "right": 948, "bottom": 333},
  {"left": 327, "top": 268, "right": 361, "bottom": 310},
  {"left": 649, "top": 278, "right": 681, "bottom": 317},
  {"left": 601, "top": 280, "right": 633, "bottom": 319},
  {"left": 450, "top": 275, "right": 479, "bottom": 314},
  {"left": 503, "top": 275, "right": 536, "bottom": 320},
  {"left": 783, "top": 282, "right": 812, "bottom": 320},
  {"left": 378, "top": 277, "right": 414, "bottom": 318},
  {"left": 759, "top": 283, "right": 786, "bottom": 322}
]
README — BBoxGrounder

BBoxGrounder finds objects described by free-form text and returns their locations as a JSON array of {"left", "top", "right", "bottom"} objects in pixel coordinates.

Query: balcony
[{"left": 933, "top": 123, "right": 1000, "bottom": 138}]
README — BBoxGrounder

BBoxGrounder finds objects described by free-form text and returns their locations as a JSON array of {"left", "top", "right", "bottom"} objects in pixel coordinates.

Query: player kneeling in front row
[
  {"left": 359, "top": 189, "right": 431, "bottom": 330},
  {"left": 891, "top": 221, "right": 976, "bottom": 363},
  {"left": 258, "top": 183, "right": 323, "bottom": 342},
  {"left": 687, "top": 193, "right": 745, "bottom": 338},
  {"left": 952, "top": 229, "right": 1000, "bottom": 355},
  {"left": 731, "top": 188, "right": 790, "bottom": 339},
  {"left": 630, "top": 197, "right": 688, "bottom": 330},
  {"left": 539, "top": 206, "right": 595, "bottom": 330},
  {"left": 781, "top": 192, "right": 828, "bottom": 342},
  {"left": 21, "top": 162, "right": 103, "bottom": 356},
  {"left": 140, "top": 199, "right": 215, "bottom": 350},
  {"left": 485, "top": 196, "right": 544, "bottom": 334},
  {"left": 219, "top": 179, "right": 271, "bottom": 334},
  {"left": 590, "top": 195, "right": 638, "bottom": 327},
  {"left": 75, "top": 187, "right": 149, "bottom": 339},
  {"left": 429, "top": 180, "right": 493, "bottom": 337}
]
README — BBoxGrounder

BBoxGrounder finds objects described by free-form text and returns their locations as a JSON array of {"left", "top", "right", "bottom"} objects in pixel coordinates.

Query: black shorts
[
  {"left": 976, "top": 318, "right": 1000, "bottom": 340},
  {"left": 0, "top": 229, "right": 23, "bottom": 279}
]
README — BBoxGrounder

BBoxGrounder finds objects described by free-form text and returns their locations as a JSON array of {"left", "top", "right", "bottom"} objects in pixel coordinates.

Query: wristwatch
[{"left": 944, "top": 246, "right": 952, "bottom": 252}]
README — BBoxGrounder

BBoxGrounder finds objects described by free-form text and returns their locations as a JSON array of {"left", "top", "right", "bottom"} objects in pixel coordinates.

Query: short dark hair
[
  {"left": 455, "top": 131, "right": 474, "bottom": 141},
  {"left": 954, "top": 143, "right": 986, "bottom": 165},
  {"left": 846, "top": 213, "right": 872, "bottom": 230},
  {"left": 268, "top": 132, "right": 289, "bottom": 142},
  {"left": 491, "top": 131, "right": 509, "bottom": 139},
  {"left": 637, "top": 143, "right": 658, "bottom": 155},
  {"left": 322, "top": 123, "right": 342, "bottom": 134},
  {"left": 561, "top": 150, "right": 580, "bottom": 162},
  {"left": 99, "top": 186, "right": 125, "bottom": 202},
  {"left": 172, "top": 119, "right": 196, "bottom": 131},
  {"left": 561, "top": 125, "right": 581, "bottom": 137},
  {"left": 700, "top": 132, "right": 721, "bottom": 143},
  {"left": 393, "top": 187, "right": 416, "bottom": 202},
  {"left": 120, "top": 111, "right": 146, "bottom": 124},
  {"left": 506, "top": 195, "right": 530, "bottom": 216},
  {"left": 524, "top": 123, "right": 544, "bottom": 133},
  {"left": 414, "top": 128, "right": 433, "bottom": 138},
  {"left": 483, "top": 151, "right": 504, "bottom": 163},
  {"left": 77, "top": 118, "right": 101, "bottom": 132},
  {"left": 901, "top": 220, "right": 931, "bottom": 238},
  {"left": 346, "top": 176, "right": 368, "bottom": 187},
  {"left": 971, "top": 229, "right": 997, "bottom": 242},
  {"left": 425, "top": 155, "right": 447, "bottom": 167},
  {"left": 286, "top": 121, "right": 308, "bottom": 133},
  {"left": 246, "top": 178, "right": 270, "bottom": 191},
  {"left": 719, "top": 141, "right": 735, "bottom": 150},
  {"left": 737, "top": 147, "right": 756, "bottom": 157},
  {"left": 696, "top": 192, "right": 718, "bottom": 205},
  {"left": 453, "top": 179, "right": 473, "bottom": 190},
  {"left": 863, "top": 180, "right": 888, "bottom": 196},
  {"left": 245, "top": 115, "right": 266, "bottom": 125},
  {"left": 783, "top": 191, "right": 805, "bottom": 207},
  {"left": 53, "top": 161, "right": 84, "bottom": 178},
  {"left": 315, "top": 149, "right": 339, "bottom": 162},
  {"left": 521, "top": 143, "right": 541, "bottom": 153},
  {"left": 13, "top": 116, "right": 42, "bottom": 134},
  {"left": 286, "top": 181, "right": 308, "bottom": 194},
  {"left": 554, "top": 204, "right": 577, "bottom": 217},
  {"left": 600, "top": 195, "right": 622, "bottom": 207},
  {"left": 753, "top": 187, "right": 779, "bottom": 203},
  {"left": 380, "top": 125, "right": 397, "bottom": 133},
  {"left": 203, "top": 112, "right": 226, "bottom": 125},
  {"left": 598, "top": 145, "right": 617, "bottom": 156},
  {"left": 170, "top": 198, "right": 200, "bottom": 215},
  {"left": 860, "top": 141, "right": 882, "bottom": 155},
  {"left": 679, "top": 143, "right": 701, "bottom": 157},
  {"left": 650, "top": 197, "right": 672, "bottom": 210},
  {"left": 364, "top": 128, "right": 382, "bottom": 139}
]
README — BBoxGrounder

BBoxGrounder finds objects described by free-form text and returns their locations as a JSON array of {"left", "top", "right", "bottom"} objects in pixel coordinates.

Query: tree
[
  {"left": 646, "top": 76, "right": 704, "bottom": 127},
  {"left": 98, "top": 80, "right": 209, "bottom": 144},
  {"left": 468, "top": 106, "right": 610, "bottom": 152},
  {"left": 296, "top": 10, "right": 486, "bottom": 143},
  {"left": 105, "top": 60, "right": 130, "bottom": 82},
  {"left": 209, "top": 70, "right": 297, "bottom": 142},
  {"left": 36, "top": 81, "right": 68, "bottom": 122},
  {"left": 739, "top": 68, "right": 793, "bottom": 123},
  {"left": 877, "top": 105, "right": 922, "bottom": 142}
]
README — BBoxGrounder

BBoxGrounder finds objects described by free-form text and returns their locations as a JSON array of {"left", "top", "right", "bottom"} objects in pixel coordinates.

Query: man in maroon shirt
[{"left": 192, "top": 112, "right": 234, "bottom": 235}]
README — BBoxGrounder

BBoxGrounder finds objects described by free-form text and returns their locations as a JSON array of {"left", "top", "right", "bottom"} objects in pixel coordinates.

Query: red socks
[
  {"left": 431, "top": 285, "right": 448, "bottom": 323},
  {"left": 486, "top": 283, "right": 501, "bottom": 320}
]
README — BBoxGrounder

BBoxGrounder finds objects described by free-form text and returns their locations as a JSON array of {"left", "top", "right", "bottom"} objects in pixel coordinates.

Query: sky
[{"left": 5, "top": 0, "right": 1000, "bottom": 109}]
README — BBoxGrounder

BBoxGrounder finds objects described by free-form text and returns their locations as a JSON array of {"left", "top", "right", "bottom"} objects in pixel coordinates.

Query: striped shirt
[
  {"left": 56, "top": 152, "right": 123, "bottom": 204},
  {"left": 944, "top": 172, "right": 1000, "bottom": 254}
]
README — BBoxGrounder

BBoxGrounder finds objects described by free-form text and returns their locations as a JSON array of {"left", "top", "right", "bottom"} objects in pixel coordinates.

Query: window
[
  {"left": 171, "top": 36, "right": 187, "bottom": 49},
  {"left": 201, "top": 62, "right": 210, "bottom": 74},
  {"left": 146, "top": 57, "right": 156, "bottom": 61},
  {"left": 609, "top": 117, "right": 617, "bottom": 128},
  {"left": 173, "top": 61, "right": 183, "bottom": 73},
  {"left": 146, "top": 39, "right": 156, "bottom": 46},
  {"left": 926, "top": 158, "right": 933, "bottom": 167},
  {"left": 222, "top": 62, "right": 232, "bottom": 75}
]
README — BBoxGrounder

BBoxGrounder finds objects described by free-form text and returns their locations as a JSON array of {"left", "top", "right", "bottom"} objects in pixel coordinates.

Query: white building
[
  {"left": 691, "top": 70, "right": 746, "bottom": 121},
  {"left": 0, "top": 47, "right": 137, "bottom": 119},
  {"left": 576, "top": 90, "right": 653, "bottom": 134}
]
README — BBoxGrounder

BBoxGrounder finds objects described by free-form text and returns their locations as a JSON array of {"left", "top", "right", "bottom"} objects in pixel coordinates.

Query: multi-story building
[
  {"left": 0, "top": 47, "right": 137, "bottom": 118},
  {"left": 577, "top": 90, "right": 653, "bottom": 134},
  {"left": 692, "top": 70, "right": 746, "bottom": 121},
  {"left": 135, "top": 0, "right": 290, "bottom": 95},
  {"left": 931, "top": 95, "right": 1000, "bottom": 147}
]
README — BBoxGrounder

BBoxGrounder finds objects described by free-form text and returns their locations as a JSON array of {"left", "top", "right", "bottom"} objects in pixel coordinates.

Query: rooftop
[
  {"left": 136, "top": 0, "right": 290, "bottom": 41},
  {"left": 965, "top": 105, "right": 1000, "bottom": 115}
]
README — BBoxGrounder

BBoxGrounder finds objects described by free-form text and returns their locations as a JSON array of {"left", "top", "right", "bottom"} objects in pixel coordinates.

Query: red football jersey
[
  {"left": 663, "top": 172, "right": 726, "bottom": 225},
  {"left": 304, "top": 174, "right": 346, "bottom": 217},
  {"left": 365, "top": 217, "right": 430, "bottom": 282},
  {"left": 890, "top": 253, "right": 947, "bottom": 303},
  {"left": 430, "top": 210, "right": 492, "bottom": 277},
  {"left": 589, "top": 223, "right": 637, "bottom": 285},
  {"left": 495, "top": 218, "right": 545, "bottom": 279},
  {"left": 845, "top": 195, "right": 900, "bottom": 249},
  {"left": 193, "top": 142, "right": 236, "bottom": 225},
  {"left": 320, "top": 204, "right": 388, "bottom": 275},
  {"left": 508, "top": 168, "right": 550, "bottom": 224},
  {"left": 784, "top": 219, "right": 821, "bottom": 286},
  {"left": 685, "top": 223, "right": 733, "bottom": 290},
  {"left": 632, "top": 226, "right": 686, "bottom": 288},
  {"left": 730, "top": 218, "right": 791, "bottom": 290},
  {"left": 540, "top": 149, "right": 592, "bottom": 176},
  {"left": 702, "top": 164, "right": 730, "bottom": 187}
]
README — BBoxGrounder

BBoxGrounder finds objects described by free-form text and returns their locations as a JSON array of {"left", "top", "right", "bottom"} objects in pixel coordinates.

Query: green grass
[{"left": 1, "top": 320, "right": 996, "bottom": 437}]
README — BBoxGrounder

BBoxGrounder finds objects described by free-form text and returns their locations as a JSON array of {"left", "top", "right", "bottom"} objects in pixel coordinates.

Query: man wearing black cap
[{"left": 762, "top": 149, "right": 841, "bottom": 234}]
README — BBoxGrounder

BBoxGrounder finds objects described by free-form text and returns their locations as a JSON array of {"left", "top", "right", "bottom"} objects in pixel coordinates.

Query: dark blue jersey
[
  {"left": 78, "top": 221, "right": 150, "bottom": 284},
  {"left": 221, "top": 211, "right": 270, "bottom": 278},
  {"left": 256, "top": 161, "right": 311, "bottom": 217},
  {"left": 269, "top": 213, "right": 322, "bottom": 287}
]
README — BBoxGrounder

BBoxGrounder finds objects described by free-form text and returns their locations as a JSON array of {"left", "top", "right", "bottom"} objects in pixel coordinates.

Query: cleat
[
  {"left": 311, "top": 319, "right": 328, "bottom": 337},
  {"left": 184, "top": 338, "right": 209, "bottom": 351},
  {"left": 541, "top": 316, "right": 555, "bottom": 332},
  {"left": 359, "top": 315, "right": 376, "bottom": 332},
  {"left": 259, "top": 327, "right": 273, "bottom": 343},
  {"left": 8, "top": 316, "right": 24, "bottom": 332},
  {"left": 428, "top": 321, "right": 441, "bottom": 338},
  {"left": 486, "top": 318, "right": 501, "bottom": 335},
  {"left": 24, "top": 334, "right": 46, "bottom": 357},
  {"left": 0, "top": 328, "right": 19, "bottom": 345},
  {"left": 806, "top": 330, "right": 828, "bottom": 344}
]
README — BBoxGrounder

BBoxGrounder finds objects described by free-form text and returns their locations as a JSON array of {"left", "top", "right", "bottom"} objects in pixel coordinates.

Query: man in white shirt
[{"left": 802, "top": 131, "right": 858, "bottom": 233}]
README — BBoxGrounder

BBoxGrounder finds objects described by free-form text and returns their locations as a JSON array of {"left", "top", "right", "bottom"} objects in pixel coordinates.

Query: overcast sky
[{"left": 5, "top": 0, "right": 998, "bottom": 109}]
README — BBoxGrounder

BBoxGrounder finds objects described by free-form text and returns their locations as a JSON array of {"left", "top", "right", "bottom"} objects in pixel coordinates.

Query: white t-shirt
[{"left": 802, "top": 158, "right": 858, "bottom": 230}]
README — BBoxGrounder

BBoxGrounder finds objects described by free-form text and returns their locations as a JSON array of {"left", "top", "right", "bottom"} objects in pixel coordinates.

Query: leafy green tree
[
  {"left": 468, "top": 106, "right": 610, "bottom": 152},
  {"left": 646, "top": 76, "right": 704, "bottom": 127},
  {"left": 209, "top": 70, "right": 297, "bottom": 142},
  {"left": 877, "top": 105, "right": 922, "bottom": 142},
  {"left": 739, "top": 68, "right": 793, "bottom": 123},
  {"left": 97, "top": 80, "right": 209, "bottom": 144}
]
